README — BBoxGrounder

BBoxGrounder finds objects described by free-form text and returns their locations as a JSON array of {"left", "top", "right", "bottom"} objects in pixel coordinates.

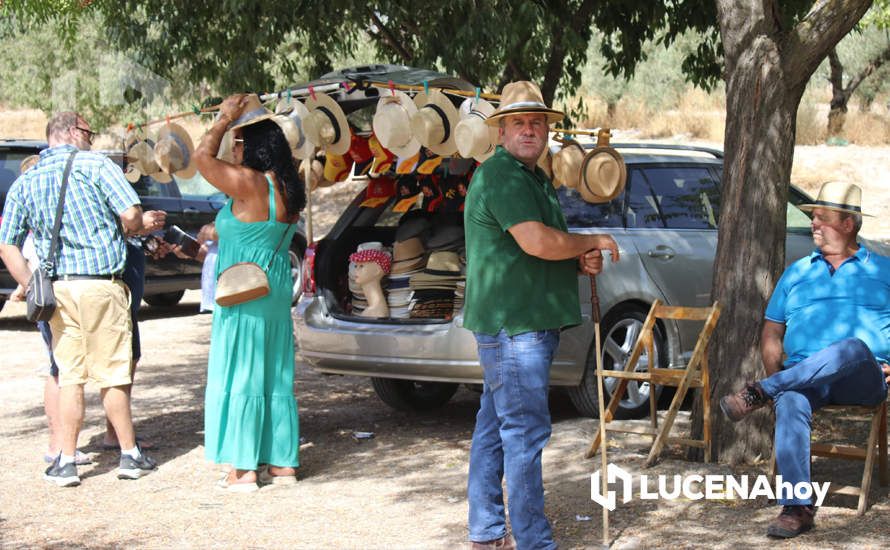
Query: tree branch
[
  {"left": 846, "top": 44, "right": 890, "bottom": 97},
  {"left": 367, "top": 8, "right": 413, "bottom": 62},
  {"left": 784, "top": 0, "right": 872, "bottom": 90}
]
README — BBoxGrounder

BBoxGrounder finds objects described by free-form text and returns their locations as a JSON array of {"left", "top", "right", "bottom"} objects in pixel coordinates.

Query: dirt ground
[
  {"left": 0, "top": 293, "right": 888, "bottom": 549},
  {"left": 1, "top": 142, "right": 889, "bottom": 548}
]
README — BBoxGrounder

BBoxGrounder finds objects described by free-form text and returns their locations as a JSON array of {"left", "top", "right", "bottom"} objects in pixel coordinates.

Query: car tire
[
  {"left": 567, "top": 305, "right": 667, "bottom": 419},
  {"left": 370, "top": 378, "right": 459, "bottom": 412},
  {"left": 143, "top": 290, "right": 185, "bottom": 307}
]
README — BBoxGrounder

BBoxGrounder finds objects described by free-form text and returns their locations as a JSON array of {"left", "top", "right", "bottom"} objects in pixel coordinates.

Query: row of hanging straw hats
[{"left": 123, "top": 123, "right": 197, "bottom": 183}]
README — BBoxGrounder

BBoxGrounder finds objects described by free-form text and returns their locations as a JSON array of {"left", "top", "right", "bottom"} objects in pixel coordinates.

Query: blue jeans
[
  {"left": 468, "top": 329, "right": 560, "bottom": 550},
  {"left": 760, "top": 338, "right": 888, "bottom": 505}
]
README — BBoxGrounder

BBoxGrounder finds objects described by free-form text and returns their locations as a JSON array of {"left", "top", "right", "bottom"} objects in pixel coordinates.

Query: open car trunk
[{"left": 312, "top": 172, "right": 470, "bottom": 325}]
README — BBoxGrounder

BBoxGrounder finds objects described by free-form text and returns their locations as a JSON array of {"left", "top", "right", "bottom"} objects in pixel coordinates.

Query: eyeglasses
[
  {"left": 233, "top": 138, "right": 244, "bottom": 144},
  {"left": 74, "top": 126, "right": 97, "bottom": 144}
]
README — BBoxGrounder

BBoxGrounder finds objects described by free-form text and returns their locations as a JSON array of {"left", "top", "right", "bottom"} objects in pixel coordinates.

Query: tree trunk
[
  {"left": 827, "top": 49, "right": 849, "bottom": 137},
  {"left": 689, "top": 0, "right": 872, "bottom": 464}
]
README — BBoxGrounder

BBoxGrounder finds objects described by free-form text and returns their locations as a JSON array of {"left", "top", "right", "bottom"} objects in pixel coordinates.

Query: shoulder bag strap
[
  {"left": 43, "top": 151, "right": 78, "bottom": 275},
  {"left": 263, "top": 222, "right": 294, "bottom": 272}
]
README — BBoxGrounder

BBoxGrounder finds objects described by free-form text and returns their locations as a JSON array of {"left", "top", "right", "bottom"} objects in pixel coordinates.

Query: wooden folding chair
[
  {"left": 586, "top": 300, "right": 722, "bottom": 466},
  {"left": 770, "top": 400, "right": 888, "bottom": 515}
]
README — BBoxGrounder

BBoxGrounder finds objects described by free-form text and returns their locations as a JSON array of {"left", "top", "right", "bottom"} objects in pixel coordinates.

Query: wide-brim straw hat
[
  {"left": 127, "top": 139, "right": 172, "bottom": 183},
  {"left": 275, "top": 97, "right": 315, "bottom": 160},
  {"left": 154, "top": 123, "right": 197, "bottom": 179},
  {"left": 538, "top": 148, "right": 555, "bottom": 184},
  {"left": 798, "top": 181, "right": 872, "bottom": 216},
  {"left": 411, "top": 89, "right": 460, "bottom": 157},
  {"left": 551, "top": 141, "right": 585, "bottom": 189},
  {"left": 229, "top": 94, "right": 275, "bottom": 130},
  {"left": 486, "top": 81, "right": 564, "bottom": 126},
  {"left": 299, "top": 158, "right": 327, "bottom": 192},
  {"left": 580, "top": 131, "right": 626, "bottom": 203},
  {"left": 304, "top": 92, "right": 351, "bottom": 155},
  {"left": 411, "top": 251, "right": 462, "bottom": 280},
  {"left": 373, "top": 90, "right": 421, "bottom": 159},
  {"left": 455, "top": 98, "right": 498, "bottom": 162}
]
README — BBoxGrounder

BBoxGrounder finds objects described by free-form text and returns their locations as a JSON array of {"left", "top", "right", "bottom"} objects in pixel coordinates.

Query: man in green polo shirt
[{"left": 463, "top": 81, "right": 619, "bottom": 550}]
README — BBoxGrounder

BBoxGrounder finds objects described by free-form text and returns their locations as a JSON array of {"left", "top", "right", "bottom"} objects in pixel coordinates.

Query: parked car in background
[
  {"left": 0, "top": 138, "right": 308, "bottom": 312},
  {"left": 294, "top": 142, "right": 890, "bottom": 418}
]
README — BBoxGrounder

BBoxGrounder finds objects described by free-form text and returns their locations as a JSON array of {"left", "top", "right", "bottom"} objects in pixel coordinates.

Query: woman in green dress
[{"left": 194, "top": 93, "right": 306, "bottom": 492}]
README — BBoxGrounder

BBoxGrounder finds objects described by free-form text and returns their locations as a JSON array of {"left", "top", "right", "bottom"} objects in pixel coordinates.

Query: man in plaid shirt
[{"left": 0, "top": 112, "right": 161, "bottom": 486}]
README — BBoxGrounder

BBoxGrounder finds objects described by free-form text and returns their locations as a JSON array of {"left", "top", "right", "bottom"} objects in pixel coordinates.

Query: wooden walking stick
[{"left": 590, "top": 273, "right": 610, "bottom": 547}]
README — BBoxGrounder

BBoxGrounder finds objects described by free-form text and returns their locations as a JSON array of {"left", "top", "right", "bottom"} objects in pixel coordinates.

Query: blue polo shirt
[{"left": 765, "top": 245, "right": 890, "bottom": 365}]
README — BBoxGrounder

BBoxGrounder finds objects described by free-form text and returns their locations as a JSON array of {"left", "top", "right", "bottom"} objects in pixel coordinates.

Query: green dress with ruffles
[{"left": 204, "top": 175, "right": 299, "bottom": 470}]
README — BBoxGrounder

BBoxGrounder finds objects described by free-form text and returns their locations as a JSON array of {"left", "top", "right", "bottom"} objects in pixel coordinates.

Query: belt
[{"left": 53, "top": 273, "right": 122, "bottom": 282}]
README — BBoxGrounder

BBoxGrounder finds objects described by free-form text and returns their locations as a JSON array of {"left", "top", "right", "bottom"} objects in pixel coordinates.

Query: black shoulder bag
[{"left": 26, "top": 151, "right": 77, "bottom": 322}]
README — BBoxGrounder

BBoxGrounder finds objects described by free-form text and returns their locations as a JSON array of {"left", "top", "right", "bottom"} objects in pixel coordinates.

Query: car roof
[
  {"left": 579, "top": 142, "right": 724, "bottom": 166},
  {"left": 286, "top": 64, "right": 476, "bottom": 115},
  {"left": 0, "top": 139, "right": 47, "bottom": 150}
]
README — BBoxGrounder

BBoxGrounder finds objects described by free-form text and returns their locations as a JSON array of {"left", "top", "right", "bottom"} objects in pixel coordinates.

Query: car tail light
[{"left": 301, "top": 243, "right": 317, "bottom": 297}]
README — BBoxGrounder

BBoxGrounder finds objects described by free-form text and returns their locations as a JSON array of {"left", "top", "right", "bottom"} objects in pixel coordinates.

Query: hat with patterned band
[
  {"left": 485, "top": 81, "right": 564, "bottom": 126},
  {"left": 798, "top": 181, "right": 872, "bottom": 216}
]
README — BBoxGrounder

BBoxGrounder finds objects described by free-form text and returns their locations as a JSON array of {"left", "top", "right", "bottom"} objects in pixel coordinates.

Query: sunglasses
[{"left": 74, "top": 126, "right": 98, "bottom": 144}]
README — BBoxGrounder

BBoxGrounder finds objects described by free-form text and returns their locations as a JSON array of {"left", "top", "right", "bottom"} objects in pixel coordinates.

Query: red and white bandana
[{"left": 349, "top": 248, "right": 392, "bottom": 274}]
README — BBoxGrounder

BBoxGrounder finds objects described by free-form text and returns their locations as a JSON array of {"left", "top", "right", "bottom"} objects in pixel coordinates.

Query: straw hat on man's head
[
  {"left": 373, "top": 90, "right": 421, "bottom": 159},
  {"left": 154, "top": 123, "right": 197, "bottom": 179},
  {"left": 411, "top": 89, "right": 460, "bottom": 157},
  {"left": 455, "top": 98, "right": 498, "bottom": 162},
  {"left": 304, "top": 92, "right": 351, "bottom": 155},
  {"left": 486, "top": 81, "right": 565, "bottom": 127},
  {"left": 798, "top": 181, "right": 872, "bottom": 217}
]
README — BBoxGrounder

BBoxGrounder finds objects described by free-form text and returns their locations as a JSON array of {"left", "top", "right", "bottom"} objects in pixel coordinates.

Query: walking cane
[{"left": 590, "top": 273, "right": 610, "bottom": 547}]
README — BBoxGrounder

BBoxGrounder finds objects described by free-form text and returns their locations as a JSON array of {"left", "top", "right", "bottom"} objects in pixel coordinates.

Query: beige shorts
[{"left": 48, "top": 279, "right": 133, "bottom": 388}]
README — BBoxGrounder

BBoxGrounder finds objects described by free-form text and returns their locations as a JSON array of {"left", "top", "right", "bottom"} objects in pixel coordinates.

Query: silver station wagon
[{"left": 294, "top": 144, "right": 883, "bottom": 418}]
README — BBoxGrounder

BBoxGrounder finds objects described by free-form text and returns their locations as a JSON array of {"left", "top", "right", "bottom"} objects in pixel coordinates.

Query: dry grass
[
  {"left": 574, "top": 88, "right": 890, "bottom": 146},
  {"left": 0, "top": 107, "right": 208, "bottom": 147}
]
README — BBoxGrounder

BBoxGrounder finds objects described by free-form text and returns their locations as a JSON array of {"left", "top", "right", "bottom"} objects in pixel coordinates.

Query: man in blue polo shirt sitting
[{"left": 720, "top": 181, "right": 890, "bottom": 539}]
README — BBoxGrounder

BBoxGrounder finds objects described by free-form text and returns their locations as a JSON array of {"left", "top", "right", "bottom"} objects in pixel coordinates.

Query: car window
[
  {"left": 625, "top": 169, "right": 664, "bottom": 228},
  {"left": 787, "top": 203, "right": 812, "bottom": 232},
  {"left": 557, "top": 187, "right": 624, "bottom": 228},
  {"left": 640, "top": 166, "right": 720, "bottom": 229},
  {"left": 131, "top": 175, "right": 175, "bottom": 197},
  {"left": 0, "top": 151, "right": 33, "bottom": 194},
  {"left": 176, "top": 172, "right": 223, "bottom": 199}
]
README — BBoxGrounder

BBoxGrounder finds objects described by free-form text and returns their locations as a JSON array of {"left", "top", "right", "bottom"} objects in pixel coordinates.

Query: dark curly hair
[{"left": 240, "top": 119, "right": 307, "bottom": 218}]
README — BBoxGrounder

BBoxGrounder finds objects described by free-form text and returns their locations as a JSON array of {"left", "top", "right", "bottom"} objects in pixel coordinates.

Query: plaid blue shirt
[{"left": 0, "top": 144, "right": 139, "bottom": 276}]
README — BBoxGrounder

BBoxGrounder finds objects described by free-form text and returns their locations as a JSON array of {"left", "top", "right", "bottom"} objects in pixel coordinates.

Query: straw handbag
[{"left": 215, "top": 223, "right": 292, "bottom": 307}]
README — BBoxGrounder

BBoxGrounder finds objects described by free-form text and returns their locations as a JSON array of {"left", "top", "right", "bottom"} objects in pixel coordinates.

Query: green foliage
[
  {"left": 582, "top": 29, "right": 704, "bottom": 112},
  {"left": 815, "top": 3, "right": 890, "bottom": 109}
]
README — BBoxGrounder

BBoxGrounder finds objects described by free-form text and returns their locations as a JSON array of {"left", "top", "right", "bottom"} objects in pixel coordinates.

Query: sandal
[
  {"left": 216, "top": 473, "right": 259, "bottom": 493},
  {"left": 258, "top": 466, "right": 298, "bottom": 486}
]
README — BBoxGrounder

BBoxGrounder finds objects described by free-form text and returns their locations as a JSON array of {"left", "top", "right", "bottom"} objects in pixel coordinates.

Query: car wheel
[
  {"left": 143, "top": 290, "right": 185, "bottom": 307},
  {"left": 568, "top": 305, "right": 667, "bottom": 419},
  {"left": 370, "top": 378, "right": 459, "bottom": 412}
]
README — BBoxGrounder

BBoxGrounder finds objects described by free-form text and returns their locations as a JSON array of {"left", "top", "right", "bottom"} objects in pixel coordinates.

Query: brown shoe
[
  {"left": 719, "top": 382, "right": 768, "bottom": 422},
  {"left": 470, "top": 535, "right": 516, "bottom": 550},
  {"left": 766, "top": 505, "right": 815, "bottom": 538}
]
